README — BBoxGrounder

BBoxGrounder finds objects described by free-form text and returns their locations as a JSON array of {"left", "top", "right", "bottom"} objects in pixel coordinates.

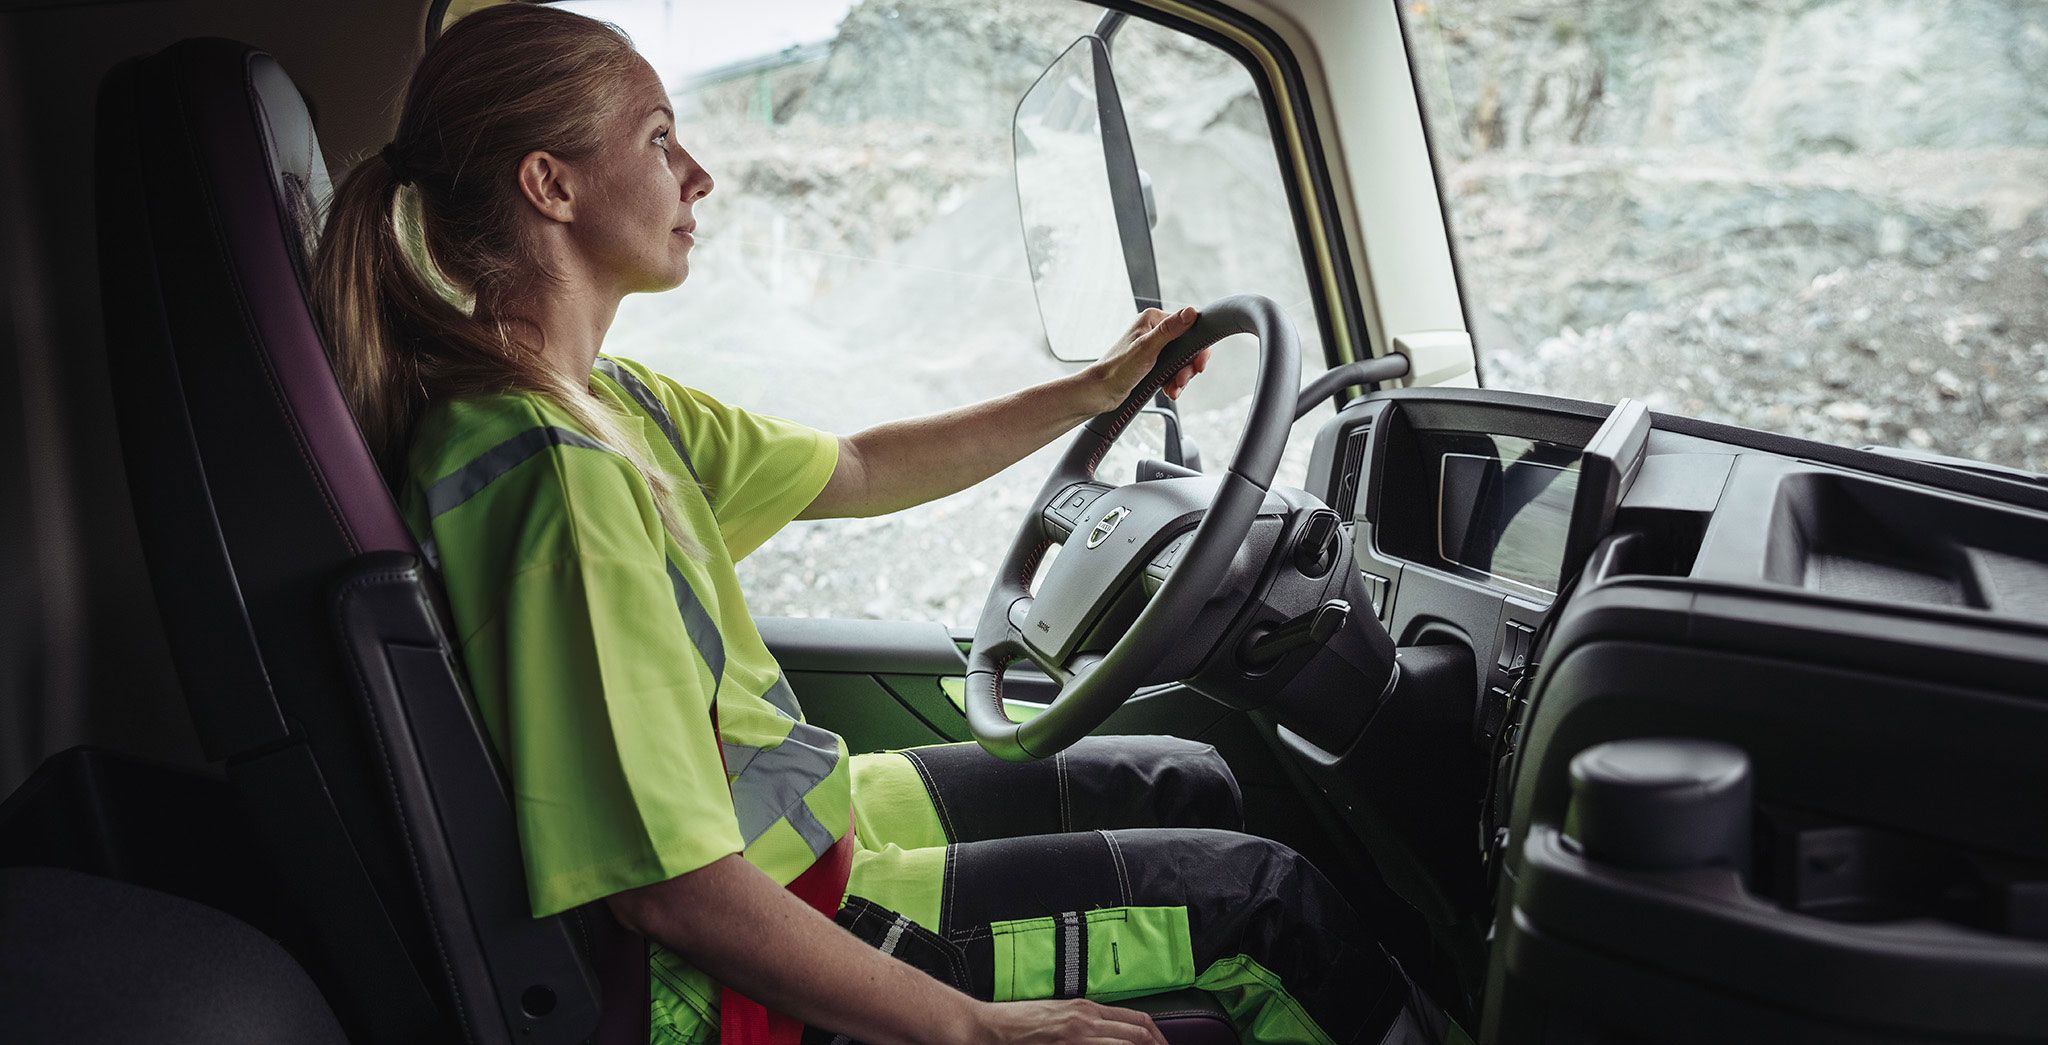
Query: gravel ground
[{"left": 1478, "top": 216, "right": 2048, "bottom": 471}]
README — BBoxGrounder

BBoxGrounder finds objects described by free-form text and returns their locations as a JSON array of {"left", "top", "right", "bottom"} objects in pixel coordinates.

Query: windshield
[{"left": 1405, "top": 0, "right": 2047, "bottom": 474}]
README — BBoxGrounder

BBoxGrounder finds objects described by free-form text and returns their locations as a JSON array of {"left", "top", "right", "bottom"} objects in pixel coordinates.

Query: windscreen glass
[{"left": 1404, "top": 2, "right": 2048, "bottom": 477}]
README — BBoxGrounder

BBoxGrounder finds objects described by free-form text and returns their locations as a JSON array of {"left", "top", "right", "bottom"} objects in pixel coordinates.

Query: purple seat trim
[{"left": 180, "top": 44, "right": 414, "bottom": 556}]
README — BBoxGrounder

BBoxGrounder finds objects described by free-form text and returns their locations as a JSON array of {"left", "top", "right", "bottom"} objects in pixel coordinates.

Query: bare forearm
[
  {"left": 611, "top": 855, "right": 978, "bottom": 1045},
  {"left": 798, "top": 307, "right": 1206, "bottom": 521},
  {"left": 832, "top": 369, "right": 1108, "bottom": 518}
]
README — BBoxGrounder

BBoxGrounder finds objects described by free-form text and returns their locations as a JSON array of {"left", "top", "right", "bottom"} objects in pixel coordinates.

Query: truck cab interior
[{"left": 3, "top": 1, "right": 2045, "bottom": 1043}]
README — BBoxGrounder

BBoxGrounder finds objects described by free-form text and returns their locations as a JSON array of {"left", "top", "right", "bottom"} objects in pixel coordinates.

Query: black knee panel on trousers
[{"left": 902, "top": 736, "right": 1244, "bottom": 843}]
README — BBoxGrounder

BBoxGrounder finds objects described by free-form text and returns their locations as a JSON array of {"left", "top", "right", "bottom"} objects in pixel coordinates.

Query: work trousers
[{"left": 818, "top": 735, "right": 1425, "bottom": 1044}]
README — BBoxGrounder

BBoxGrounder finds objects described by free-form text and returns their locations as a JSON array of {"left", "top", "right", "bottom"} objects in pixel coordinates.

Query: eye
[{"left": 652, "top": 128, "right": 670, "bottom": 152}]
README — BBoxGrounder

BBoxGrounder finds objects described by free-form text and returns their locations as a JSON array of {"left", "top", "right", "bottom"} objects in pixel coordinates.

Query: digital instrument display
[{"left": 1436, "top": 440, "right": 1581, "bottom": 595}]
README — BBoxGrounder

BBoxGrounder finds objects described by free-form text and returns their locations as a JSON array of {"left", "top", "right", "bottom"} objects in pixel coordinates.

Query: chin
[{"left": 637, "top": 261, "right": 689, "bottom": 294}]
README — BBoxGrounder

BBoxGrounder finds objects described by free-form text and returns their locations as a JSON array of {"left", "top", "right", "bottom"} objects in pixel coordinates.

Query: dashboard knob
[{"left": 1566, "top": 737, "right": 1752, "bottom": 874}]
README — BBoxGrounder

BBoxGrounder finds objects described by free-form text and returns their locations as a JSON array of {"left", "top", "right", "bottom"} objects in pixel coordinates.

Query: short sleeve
[
  {"left": 425, "top": 431, "right": 743, "bottom": 917},
  {"left": 654, "top": 374, "right": 840, "bottom": 562}
]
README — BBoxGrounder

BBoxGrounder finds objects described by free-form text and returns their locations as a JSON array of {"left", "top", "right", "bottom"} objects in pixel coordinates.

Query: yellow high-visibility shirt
[{"left": 399, "top": 355, "right": 846, "bottom": 1010}]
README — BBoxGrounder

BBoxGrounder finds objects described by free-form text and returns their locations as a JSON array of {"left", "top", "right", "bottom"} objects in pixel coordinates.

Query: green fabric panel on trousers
[
  {"left": 849, "top": 752, "right": 949, "bottom": 852},
  {"left": 987, "top": 904, "right": 1339, "bottom": 1045},
  {"left": 1193, "top": 953, "right": 1340, "bottom": 1045},
  {"left": 842, "top": 842, "right": 948, "bottom": 935},
  {"left": 990, "top": 906, "right": 1195, "bottom": 1003},
  {"left": 1084, "top": 907, "right": 1198, "bottom": 1001},
  {"left": 990, "top": 915, "right": 1061, "bottom": 1002}
]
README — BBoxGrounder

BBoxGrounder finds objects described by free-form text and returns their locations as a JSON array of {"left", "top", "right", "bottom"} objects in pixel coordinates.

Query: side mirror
[{"left": 1012, "top": 35, "right": 1162, "bottom": 363}]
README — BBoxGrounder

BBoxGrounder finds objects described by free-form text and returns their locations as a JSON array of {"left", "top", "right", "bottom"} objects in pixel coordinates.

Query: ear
[{"left": 514, "top": 150, "right": 577, "bottom": 224}]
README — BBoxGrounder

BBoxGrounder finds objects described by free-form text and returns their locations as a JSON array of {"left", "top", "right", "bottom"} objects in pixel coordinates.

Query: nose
[{"left": 676, "top": 146, "right": 713, "bottom": 204}]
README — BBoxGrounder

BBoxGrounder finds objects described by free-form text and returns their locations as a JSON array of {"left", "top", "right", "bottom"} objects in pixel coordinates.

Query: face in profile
[{"left": 570, "top": 56, "right": 715, "bottom": 295}]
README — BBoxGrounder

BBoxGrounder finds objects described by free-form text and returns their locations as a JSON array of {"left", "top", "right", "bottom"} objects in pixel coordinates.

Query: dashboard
[{"left": 1288, "top": 386, "right": 2048, "bottom": 1040}]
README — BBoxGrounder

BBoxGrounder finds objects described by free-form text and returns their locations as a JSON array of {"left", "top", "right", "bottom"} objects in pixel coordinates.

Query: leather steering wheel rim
[{"left": 964, "top": 294, "right": 1302, "bottom": 760}]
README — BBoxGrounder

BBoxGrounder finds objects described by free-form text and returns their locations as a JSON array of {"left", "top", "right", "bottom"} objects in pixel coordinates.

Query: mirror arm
[
  {"left": 1140, "top": 404, "right": 1186, "bottom": 465},
  {"left": 1087, "top": 35, "right": 1162, "bottom": 313},
  {"left": 1093, "top": 10, "right": 1129, "bottom": 46},
  {"left": 1293, "top": 354, "right": 1411, "bottom": 420}
]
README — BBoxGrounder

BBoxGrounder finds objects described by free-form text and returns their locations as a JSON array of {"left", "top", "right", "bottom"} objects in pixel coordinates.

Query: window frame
[{"left": 1387, "top": 0, "right": 1485, "bottom": 386}]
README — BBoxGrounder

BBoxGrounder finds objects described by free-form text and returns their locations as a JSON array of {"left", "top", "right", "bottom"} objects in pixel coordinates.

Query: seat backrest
[{"left": 94, "top": 37, "right": 617, "bottom": 1044}]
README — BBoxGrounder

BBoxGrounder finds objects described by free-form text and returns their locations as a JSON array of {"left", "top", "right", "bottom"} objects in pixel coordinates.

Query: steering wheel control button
[
  {"left": 1046, "top": 484, "right": 1108, "bottom": 533},
  {"left": 1293, "top": 509, "right": 1341, "bottom": 577},
  {"left": 1566, "top": 738, "right": 1754, "bottom": 874},
  {"left": 1149, "top": 533, "right": 1192, "bottom": 570},
  {"left": 1062, "top": 486, "right": 1101, "bottom": 516}
]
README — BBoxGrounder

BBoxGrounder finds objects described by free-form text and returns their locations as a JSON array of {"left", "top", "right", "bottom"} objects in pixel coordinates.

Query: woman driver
[{"left": 313, "top": 5, "right": 1418, "bottom": 1043}]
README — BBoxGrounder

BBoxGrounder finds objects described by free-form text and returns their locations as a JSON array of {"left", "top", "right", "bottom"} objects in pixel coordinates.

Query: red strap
[
  {"left": 708, "top": 695, "right": 856, "bottom": 1044},
  {"left": 720, "top": 822, "right": 856, "bottom": 1045}
]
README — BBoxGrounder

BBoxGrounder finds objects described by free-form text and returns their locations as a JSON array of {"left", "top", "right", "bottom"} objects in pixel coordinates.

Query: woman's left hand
[{"left": 1078, "top": 306, "right": 1210, "bottom": 416}]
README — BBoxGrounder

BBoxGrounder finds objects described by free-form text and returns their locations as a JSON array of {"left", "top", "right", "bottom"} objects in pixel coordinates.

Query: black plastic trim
[{"left": 1368, "top": 386, "right": 2048, "bottom": 514}]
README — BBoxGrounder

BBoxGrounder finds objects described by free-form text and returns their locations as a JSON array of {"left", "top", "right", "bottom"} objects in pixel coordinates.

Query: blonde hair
[{"left": 313, "top": 3, "right": 701, "bottom": 557}]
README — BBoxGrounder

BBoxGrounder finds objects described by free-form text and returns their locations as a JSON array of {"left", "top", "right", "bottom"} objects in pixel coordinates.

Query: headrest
[{"left": 247, "top": 51, "right": 333, "bottom": 285}]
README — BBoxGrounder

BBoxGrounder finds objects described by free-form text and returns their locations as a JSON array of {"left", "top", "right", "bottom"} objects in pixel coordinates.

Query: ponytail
[{"left": 311, "top": 4, "right": 704, "bottom": 560}]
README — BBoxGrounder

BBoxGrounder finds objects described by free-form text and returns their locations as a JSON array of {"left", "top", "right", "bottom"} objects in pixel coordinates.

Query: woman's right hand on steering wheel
[{"left": 968, "top": 997, "right": 1169, "bottom": 1044}]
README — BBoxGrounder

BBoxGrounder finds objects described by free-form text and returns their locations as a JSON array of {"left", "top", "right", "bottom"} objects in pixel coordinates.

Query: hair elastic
[{"left": 381, "top": 142, "right": 414, "bottom": 187}]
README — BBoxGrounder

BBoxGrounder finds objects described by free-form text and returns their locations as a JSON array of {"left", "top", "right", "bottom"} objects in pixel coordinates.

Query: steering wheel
[{"left": 965, "top": 294, "right": 1302, "bottom": 760}]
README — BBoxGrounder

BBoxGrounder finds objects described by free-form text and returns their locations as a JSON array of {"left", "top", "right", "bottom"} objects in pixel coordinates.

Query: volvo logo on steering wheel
[{"left": 1087, "top": 505, "right": 1130, "bottom": 549}]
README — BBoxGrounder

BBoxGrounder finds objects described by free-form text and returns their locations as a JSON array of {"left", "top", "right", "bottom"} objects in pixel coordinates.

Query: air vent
[{"left": 1333, "top": 422, "right": 1371, "bottom": 518}]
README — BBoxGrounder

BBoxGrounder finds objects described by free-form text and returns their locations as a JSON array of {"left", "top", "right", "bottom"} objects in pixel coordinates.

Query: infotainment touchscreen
[{"left": 1436, "top": 437, "right": 1581, "bottom": 595}]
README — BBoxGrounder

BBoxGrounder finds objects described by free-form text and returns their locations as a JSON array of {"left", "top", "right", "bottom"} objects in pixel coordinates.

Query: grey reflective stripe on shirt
[
  {"left": 761, "top": 673, "right": 802, "bottom": 720},
  {"left": 666, "top": 561, "right": 725, "bottom": 699},
  {"left": 592, "top": 356, "right": 702, "bottom": 486},
  {"left": 724, "top": 718, "right": 842, "bottom": 858},
  {"left": 425, "top": 425, "right": 619, "bottom": 518}
]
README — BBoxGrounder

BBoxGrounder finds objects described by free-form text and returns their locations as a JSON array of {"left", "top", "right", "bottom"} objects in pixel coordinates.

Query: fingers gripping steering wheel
[{"left": 965, "top": 295, "right": 1302, "bottom": 761}]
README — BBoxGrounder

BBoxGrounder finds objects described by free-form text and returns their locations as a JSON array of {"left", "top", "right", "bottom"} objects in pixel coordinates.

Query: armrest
[{"left": 332, "top": 552, "right": 600, "bottom": 1044}]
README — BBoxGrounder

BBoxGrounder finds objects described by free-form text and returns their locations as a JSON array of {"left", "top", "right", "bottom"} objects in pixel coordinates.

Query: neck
[{"left": 489, "top": 268, "right": 622, "bottom": 389}]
